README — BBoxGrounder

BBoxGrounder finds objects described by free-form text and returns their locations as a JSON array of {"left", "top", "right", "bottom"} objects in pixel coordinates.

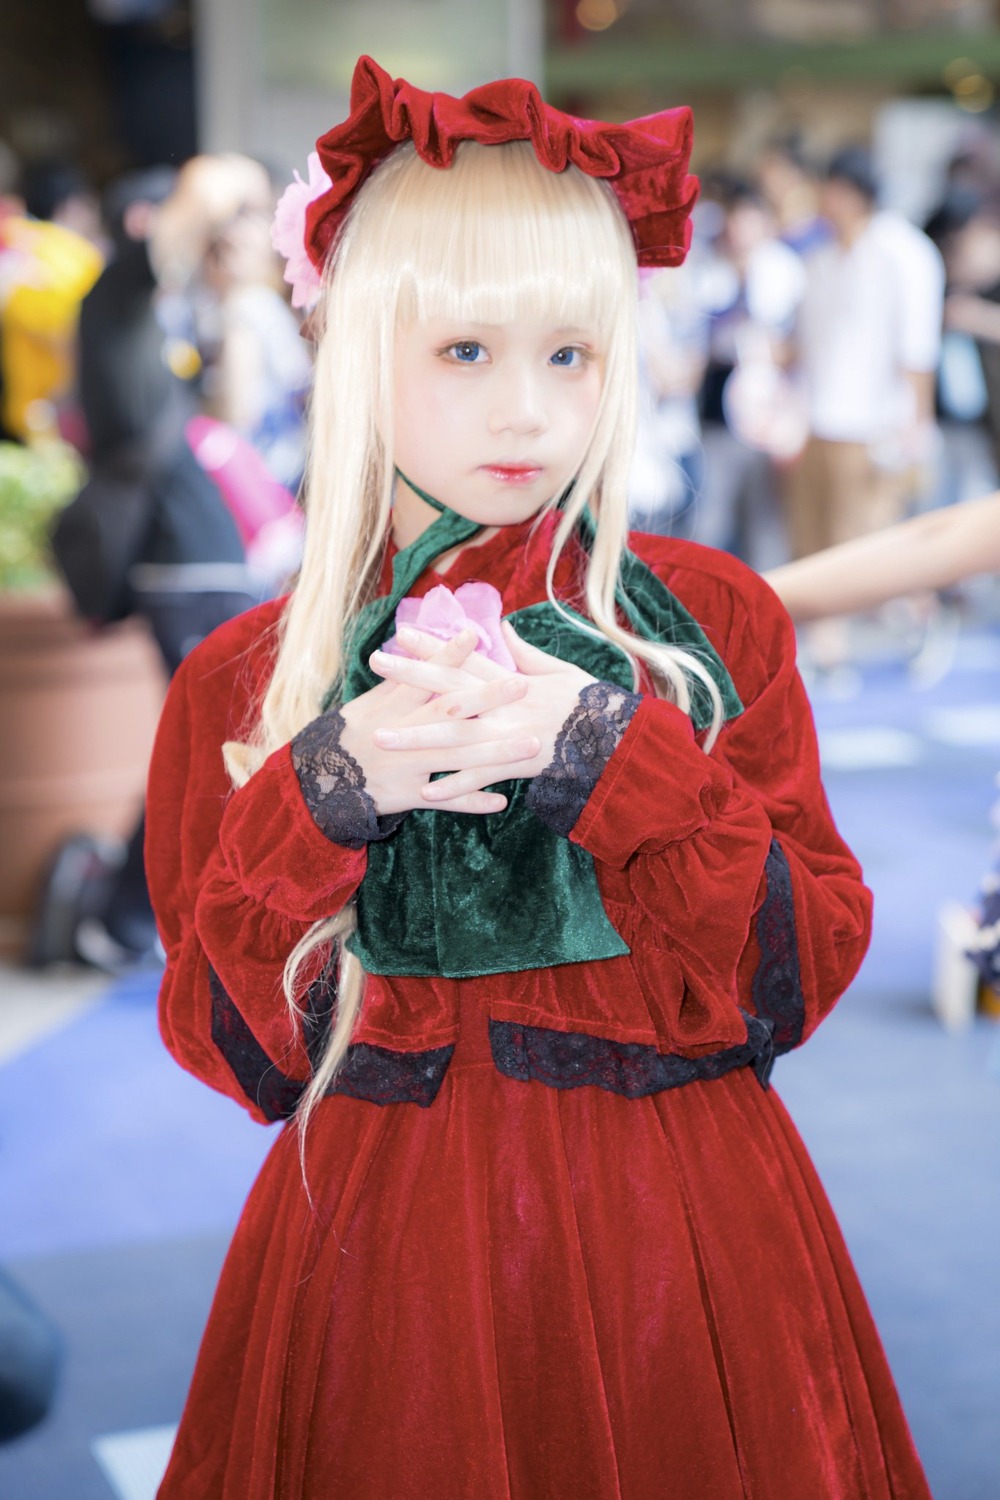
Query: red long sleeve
[
  {"left": 572, "top": 551, "right": 871, "bottom": 1052},
  {"left": 146, "top": 601, "right": 367, "bottom": 1122}
]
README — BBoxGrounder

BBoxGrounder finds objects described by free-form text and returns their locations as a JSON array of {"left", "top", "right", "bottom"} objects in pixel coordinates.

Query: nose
[{"left": 487, "top": 360, "right": 549, "bottom": 438}]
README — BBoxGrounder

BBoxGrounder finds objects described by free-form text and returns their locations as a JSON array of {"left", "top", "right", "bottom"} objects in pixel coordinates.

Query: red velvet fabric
[
  {"left": 305, "top": 56, "right": 698, "bottom": 273},
  {"left": 148, "top": 520, "right": 929, "bottom": 1498}
]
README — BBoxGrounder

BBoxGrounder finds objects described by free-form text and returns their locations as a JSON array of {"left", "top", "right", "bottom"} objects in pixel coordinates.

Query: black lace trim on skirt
[
  {"left": 489, "top": 1009, "right": 776, "bottom": 1097},
  {"left": 208, "top": 966, "right": 453, "bottom": 1120}
]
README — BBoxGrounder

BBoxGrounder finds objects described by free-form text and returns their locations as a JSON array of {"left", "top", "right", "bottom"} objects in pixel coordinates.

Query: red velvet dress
[{"left": 148, "top": 515, "right": 929, "bottom": 1499}]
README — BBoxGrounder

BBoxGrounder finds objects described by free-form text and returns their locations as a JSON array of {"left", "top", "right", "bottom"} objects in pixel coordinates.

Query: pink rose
[
  {"left": 384, "top": 582, "right": 516, "bottom": 670},
  {"left": 270, "top": 152, "right": 332, "bottom": 310}
]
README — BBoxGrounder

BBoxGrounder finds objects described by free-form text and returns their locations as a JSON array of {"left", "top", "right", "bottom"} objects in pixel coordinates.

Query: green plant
[{"left": 0, "top": 439, "right": 82, "bottom": 590}]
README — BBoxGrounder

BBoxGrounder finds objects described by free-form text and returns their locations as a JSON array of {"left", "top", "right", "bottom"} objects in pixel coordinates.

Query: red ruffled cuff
[
  {"left": 219, "top": 742, "right": 368, "bottom": 921},
  {"left": 570, "top": 697, "right": 735, "bottom": 867}
]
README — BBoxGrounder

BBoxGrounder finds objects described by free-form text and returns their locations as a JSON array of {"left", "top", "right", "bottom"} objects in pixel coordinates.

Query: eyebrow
[{"left": 426, "top": 320, "right": 595, "bottom": 337}]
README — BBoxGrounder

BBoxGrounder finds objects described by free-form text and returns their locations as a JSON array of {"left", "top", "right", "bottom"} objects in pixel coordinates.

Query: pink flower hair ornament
[
  {"left": 270, "top": 151, "right": 333, "bottom": 309},
  {"left": 383, "top": 583, "right": 517, "bottom": 671}
]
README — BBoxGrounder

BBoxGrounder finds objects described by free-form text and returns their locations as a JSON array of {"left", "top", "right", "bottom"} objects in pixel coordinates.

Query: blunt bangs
[{"left": 337, "top": 140, "right": 637, "bottom": 341}]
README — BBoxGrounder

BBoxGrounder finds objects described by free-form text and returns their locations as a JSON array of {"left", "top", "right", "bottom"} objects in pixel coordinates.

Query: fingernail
[{"left": 397, "top": 626, "right": 420, "bottom": 643}]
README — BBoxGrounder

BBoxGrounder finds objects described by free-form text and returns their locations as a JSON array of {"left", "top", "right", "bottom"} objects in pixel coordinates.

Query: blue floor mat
[{"left": 0, "top": 967, "right": 274, "bottom": 1261}]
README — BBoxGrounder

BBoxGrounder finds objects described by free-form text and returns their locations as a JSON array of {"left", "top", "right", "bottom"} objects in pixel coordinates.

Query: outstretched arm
[{"left": 765, "top": 491, "right": 1000, "bottom": 622}]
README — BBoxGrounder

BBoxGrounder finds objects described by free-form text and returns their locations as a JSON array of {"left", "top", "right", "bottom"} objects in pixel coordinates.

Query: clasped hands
[{"left": 338, "top": 622, "right": 595, "bottom": 817}]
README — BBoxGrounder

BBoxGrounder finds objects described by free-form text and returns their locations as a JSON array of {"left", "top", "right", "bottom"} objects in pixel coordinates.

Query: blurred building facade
[{"left": 3, "top": 3, "right": 1000, "bottom": 190}]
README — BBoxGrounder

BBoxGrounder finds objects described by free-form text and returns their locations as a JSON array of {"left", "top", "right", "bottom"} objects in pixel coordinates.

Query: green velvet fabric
[{"left": 332, "top": 492, "right": 743, "bottom": 979}]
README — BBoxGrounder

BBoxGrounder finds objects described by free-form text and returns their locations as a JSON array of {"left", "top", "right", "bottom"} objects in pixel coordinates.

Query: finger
[
  {"left": 383, "top": 628, "right": 481, "bottom": 709},
  {"left": 375, "top": 727, "right": 541, "bottom": 766},
  {"left": 425, "top": 789, "right": 509, "bottom": 815},
  {"left": 427, "top": 672, "right": 527, "bottom": 723},
  {"left": 420, "top": 764, "right": 531, "bottom": 802},
  {"left": 397, "top": 625, "right": 508, "bottom": 681},
  {"left": 370, "top": 649, "right": 484, "bottom": 697},
  {"left": 424, "top": 626, "right": 480, "bottom": 667}
]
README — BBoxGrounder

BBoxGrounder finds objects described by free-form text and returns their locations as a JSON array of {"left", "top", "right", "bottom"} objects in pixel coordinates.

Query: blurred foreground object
[{"left": 0, "top": 1267, "right": 60, "bottom": 1443}]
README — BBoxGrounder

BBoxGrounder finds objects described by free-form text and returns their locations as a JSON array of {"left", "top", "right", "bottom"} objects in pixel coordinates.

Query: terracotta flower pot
[{"left": 0, "top": 586, "right": 167, "bottom": 958}]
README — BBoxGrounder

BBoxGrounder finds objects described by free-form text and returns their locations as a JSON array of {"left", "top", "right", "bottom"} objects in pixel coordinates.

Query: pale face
[{"left": 391, "top": 315, "right": 604, "bottom": 542}]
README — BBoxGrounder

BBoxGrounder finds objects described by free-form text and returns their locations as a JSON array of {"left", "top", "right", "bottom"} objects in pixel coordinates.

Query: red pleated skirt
[{"left": 158, "top": 984, "right": 930, "bottom": 1499}]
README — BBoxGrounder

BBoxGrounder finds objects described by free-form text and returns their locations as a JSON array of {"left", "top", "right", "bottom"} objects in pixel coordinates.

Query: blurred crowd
[
  {"left": 0, "top": 145, "right": 311, "bottom": 974},
  {"left": 5, "top": 123, "right": 1000, "bottom": 970},
  {"left": 629, "top": 129, "right": 1000, "bottom": 607},
  {"left": 6, "top": 128, "right": 1000, "bottom": 611}
]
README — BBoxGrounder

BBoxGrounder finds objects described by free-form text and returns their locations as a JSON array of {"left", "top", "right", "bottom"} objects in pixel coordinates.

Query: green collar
[{"left": 329, "top": 470, "right": 742, "bottom": 731}]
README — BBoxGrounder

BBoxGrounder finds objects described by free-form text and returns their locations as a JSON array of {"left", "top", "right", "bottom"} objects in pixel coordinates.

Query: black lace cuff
[
  {"left": 525, "top": 680, "right": 641, "bottom": 837},
  {"left": 291, "top": 708, "right": 405, "bottom": 850}
]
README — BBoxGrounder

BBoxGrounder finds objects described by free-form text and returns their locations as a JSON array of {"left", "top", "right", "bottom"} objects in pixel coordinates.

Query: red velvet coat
[{"left": 149, "top": 516, "right": 929, "bottom": 1500}]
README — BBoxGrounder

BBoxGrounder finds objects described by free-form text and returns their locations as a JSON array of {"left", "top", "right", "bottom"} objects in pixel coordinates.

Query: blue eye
[
  {"left": 448, "top": 340, "right": 485, "bottom": 363},
  {"left": 550, "top": 347, "right": 584, "bottom": 368}
]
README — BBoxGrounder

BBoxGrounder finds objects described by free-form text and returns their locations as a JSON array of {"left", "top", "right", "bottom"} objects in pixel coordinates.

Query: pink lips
[{"left": 481, "top": 464, "right": 542, "bottom": 485}]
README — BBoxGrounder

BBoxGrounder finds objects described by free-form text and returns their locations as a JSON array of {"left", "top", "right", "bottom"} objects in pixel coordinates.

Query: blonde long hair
[{"left": 225, "top": 139, "right": 722, "bottom": 1137}]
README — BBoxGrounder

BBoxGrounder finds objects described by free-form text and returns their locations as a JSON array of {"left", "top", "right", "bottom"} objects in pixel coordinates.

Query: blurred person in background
[
  {"left": 33, "top": 161, "right": 274, "bottom": 973},
  {"left": 788, "top": 147, "right": 944, "bottom": 562},
  {"left": 199, "top": 199, "right": 311, "bottom": 493},
  {"left": 0, "top": 158, "right": 103, "bottom": 444},
  {"left": 755, "top": 132, "right": 831, "bottom": 258},
  {"left": 940, "top": 191, "right": 1000, "bottom": 482},
  {"left": 627, "top": 263, "right": 707, "bottom": 536},
  {"left": 921, "top": 181, "right": 997, "bottom": 510},
  {"left": 19, "top": 158, "right": 106, "bottom": 253},
  {"left": 77, "top": 165, "right": 188, "bottom": 465},
  {"left": 693, "top": 174, "right": 805, "bottom": 569}
]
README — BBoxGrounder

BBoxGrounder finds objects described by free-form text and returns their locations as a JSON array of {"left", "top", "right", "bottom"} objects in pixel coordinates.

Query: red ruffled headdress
[{"left": 302, "top": 55, "right": 698, "bottom": 275}]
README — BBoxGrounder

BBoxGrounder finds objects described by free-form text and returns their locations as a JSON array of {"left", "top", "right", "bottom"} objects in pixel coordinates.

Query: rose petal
[
  {"left": 383, "top": 581, "right": 517, "bottom": 668},
  {"left": 454, "top": 582, "right": 516, "bottom": 668}
]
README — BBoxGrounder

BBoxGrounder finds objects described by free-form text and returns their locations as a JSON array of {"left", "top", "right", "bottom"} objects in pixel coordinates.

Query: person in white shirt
[{"left": 788, "top": 146, "right": 945, "bottom": 561}]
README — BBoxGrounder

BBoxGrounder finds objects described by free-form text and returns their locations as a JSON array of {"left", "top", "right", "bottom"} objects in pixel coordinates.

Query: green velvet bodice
[{"left": 331, "top": 488, "right": 742, "bottom": 979}]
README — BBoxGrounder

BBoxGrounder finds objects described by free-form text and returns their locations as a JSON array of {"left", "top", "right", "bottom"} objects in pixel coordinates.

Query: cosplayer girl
[{"left": 148, "top": 57, "right": 930, "bottom": 1499}]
